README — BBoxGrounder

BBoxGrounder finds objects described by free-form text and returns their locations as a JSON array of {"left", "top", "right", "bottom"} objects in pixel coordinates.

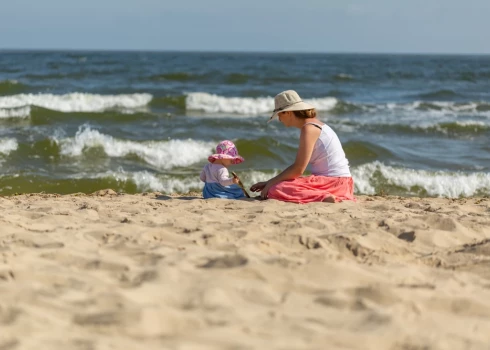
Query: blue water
[{"left": 0, "top": 51, "right": 489, "bottom": 197}]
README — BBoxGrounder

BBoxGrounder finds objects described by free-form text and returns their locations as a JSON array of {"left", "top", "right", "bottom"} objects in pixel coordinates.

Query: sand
[{"left": 1, "top": 191, "right": 490, "bottom": 350}]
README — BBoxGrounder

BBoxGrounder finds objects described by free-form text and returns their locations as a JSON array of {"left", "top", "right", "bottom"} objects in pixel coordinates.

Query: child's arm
[{"left": 217, "top": 168, "right": 238, "bottom": 186}]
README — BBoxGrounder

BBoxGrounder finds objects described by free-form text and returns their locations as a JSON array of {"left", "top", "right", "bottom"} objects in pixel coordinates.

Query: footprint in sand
[
  {"left": 315, "top": 285, "right": 401, "bottom": 316},
  {"left": 425, "top": 215, "right": 458, "bottom": 231},
  {"left": 73, "top": 311, "right": 126, "bottom": 327},
  {"left": 116, "top": 270, "right": 158, "bottom": 288},
  {"left": 126, "top": 251, "right": 165, "bottom": 267},
  {"left": 41, "top": 252, "right": 129, "bottom": 272},
  {"left": 450, "top": 240, "right": 490, "bottom": 280},
  {"left": 269, "top": 234, "right": 322, "bottom": 250},
  {"left": 3, "top": 234, "right": 64, "bottom": 249},
  {"left": 397, "top": 231, "right": 416, "bottom": 242},
  {"left": 198, "top": 254, "right": 248, "bottom": 269},
  {"left": 71, "top": 293, "right": 140, "bottom": 330},
  {"left": 0, "top": 305, "right": 21, "bottom": 325},
  {"left": 322, "top": 235, "right": 374, "bottom": 258},
  {"left": 85, "top": 231, "right": 129, "bottom": 245},
  {"left": 0, "top": 338, "right": 18, "bottom": 350}
]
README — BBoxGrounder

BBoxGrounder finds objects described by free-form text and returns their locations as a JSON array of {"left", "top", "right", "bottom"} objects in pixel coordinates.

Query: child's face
[{"left": 221, "top": 159, "right": 233, "bottom": 167}]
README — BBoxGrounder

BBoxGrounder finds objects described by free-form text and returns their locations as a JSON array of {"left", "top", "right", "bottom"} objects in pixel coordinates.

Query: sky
[{"left": 1, "top": 0, "right": 489, "bottom": 54}]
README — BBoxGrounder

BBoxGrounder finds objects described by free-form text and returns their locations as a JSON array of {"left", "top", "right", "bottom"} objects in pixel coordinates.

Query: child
[{"left": 200, "top": 140, "right": 245, "bottom": 199}]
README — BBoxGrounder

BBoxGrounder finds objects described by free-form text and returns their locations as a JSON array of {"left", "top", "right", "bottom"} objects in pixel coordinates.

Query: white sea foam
[
  {"left": 366, "top": 101, "right": 490, "bottom": 119},
  {"left": 185, "top": 92, "right": 490, "bottom": 123},
  {"left": 68, "top": 169, "right": 201, "bottom": 193},
  {"left": 241, "top": 169, "right": 280, "bottom": 185},
  {"left": 337, "top": 101, "right": 490, "bottom": 131},
  {"left": 0, "top": 106, "right": 31, "bottom": 119},
  {"left": 453, "top": 120, "right": 486, "bottom": 127},
  {"left": 186, "top": 92, "right": 338, "bottom": 115},
  {"left": 126, "top": 169, "right": 280, "bottom": 193},
  {"left": 87, "top": 164, "right": 490, "bottom": 197},
  {"left": 74, "top": 162, "right": 490, "bottom": 197},
  {"left": 0, "top": 93, "right": 152, "bottom": 113},
  {"left": 121, "top": 171, "right": 202, "bottom": 193},
  {"left": 352, "top": 161, "right": 490, "bottom": 197},
  {"left": 335, "top": 73, "right": 354, "bottom": 80},
  {"left": 75, "top": 168, "right": 279, "bottom": 194},
  {"left": 0, "top": 138, "right": 18, "bottom": 156},
  {"left": 55, "top": 126, "right": 215, "bottom": 169}
]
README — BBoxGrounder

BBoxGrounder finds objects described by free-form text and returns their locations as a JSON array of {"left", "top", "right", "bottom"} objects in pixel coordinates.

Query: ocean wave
[
  {"left": 0, "top": 80, "right": 28, "bottom": 95},
  {"left": 333, "top": 73, "right": 355, "bottom": 81},
  {"left": 383, "top": 71, "right": 490, "bottom": 82},
  {"left": 0, "top": 168, "right": 279, "bottom": 195},
  {"left": 337, "top": 120, "right": 489, "bottom": 137},
  {"left": 0, "top": 93, "right": 153, "bottom": 113},
  {"left": 457, "top": 71, "right": 490, "bottom": 82},
  {"left": 428, "top": 121, "right": 489, "bottom": 135},
  {"left": 185, "top": 92, "right": 338, "bottom": 115},
  {"left": 0, "top": 106, "right": 31, "bottom": 119},
  {"left": 95, "top": 169, "right": 203, "bottom": 194},
  {"left": 0, "top": 138, "right": 18, "bottom": 156},
  {"left": 145, "top": 72, "right": 205, "bottom": 82},
  {"left": 328, "top": 100, "right": 490, "bottom": 118},
  {"left": 385, "top": 71, "right": 418, "bottom": 79},
  {"left": 346, "top": 101, "right": 490, "bottom": 119},
  {"left": 147, "top": 69, "right": 490, "bottom": 84},
  {"left": 352, "top": 161, "right": 490, "bottom": 197},
  {"left": 333, "top": 103, "right": 490, "bottom": 134},
  {"left": 29, "top": 107, "right": 156, "bottom": 126},
  {"left": 62, "top": 164, "right": 490, "bottom": 197},
  {"left": 54, "top": 126, "right": 215, "bottom": 169},
  {"left": 386, "top": 101, "right": 490, "bottom": 116},
  {"left": 184, "top": 93, "right": 490, "bottom": 118},
  {"left": 415, "top": 89, "right": 461, "bottom": 100},
  {"left": 24, "top": 68, "right": 128, "bottom": 79},
  {"left": 0, "top": 161, "right": 487, "bottom": 197},
  {"left": 329, "top": 101, "right": 362, "bottom": 114},
  {"left": 343, "top": 141, "right": 394, "bottom": 164},
  {"left": 150, "top": 95, "right": 186, "bottom": 110},
  {"left": 24, "top": 73, "right": 87, "bottom": 80},
  {"left": 144, "top": 72, "right": 335, "bottom": 84},
  {"left": 103, "top": 168, "right": 276, "bottom": 193}
]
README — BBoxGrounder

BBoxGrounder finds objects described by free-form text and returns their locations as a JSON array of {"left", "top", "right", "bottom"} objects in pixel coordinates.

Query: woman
[{"left": 250, "top": 90, "right": 355, "bottom": 203}]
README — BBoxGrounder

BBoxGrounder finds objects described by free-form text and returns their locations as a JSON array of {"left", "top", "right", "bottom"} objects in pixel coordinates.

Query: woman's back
[{"left": 307, "top": 123, "right": 351, "bottom": 177}]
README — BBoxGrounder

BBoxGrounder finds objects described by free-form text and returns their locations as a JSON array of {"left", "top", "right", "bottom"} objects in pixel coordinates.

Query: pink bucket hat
[{"left": 208, "top": 140, "right": 244, "bottom": 164}]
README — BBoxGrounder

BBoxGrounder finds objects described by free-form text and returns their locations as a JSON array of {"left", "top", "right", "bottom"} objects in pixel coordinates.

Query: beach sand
[{"left": 1, "top": 191, "right": 490, "bottom": 350}]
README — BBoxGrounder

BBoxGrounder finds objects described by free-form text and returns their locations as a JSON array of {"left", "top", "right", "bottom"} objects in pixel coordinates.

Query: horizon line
[{"left": 1, "top": 48, "right": 490, "bottom": 57}]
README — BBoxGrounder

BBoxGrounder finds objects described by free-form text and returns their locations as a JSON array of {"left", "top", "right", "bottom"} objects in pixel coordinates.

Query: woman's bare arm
[{"left": 256, "top": 124, "right": 320, "bottom": 197}]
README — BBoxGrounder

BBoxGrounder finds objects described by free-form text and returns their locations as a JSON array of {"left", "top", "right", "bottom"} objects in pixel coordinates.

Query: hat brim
[
  {"left": 268, "top": 101, "right": 316, "bottom": 123},
  {"left": 208, "top": 154, "right": 244, "bottom": 165}
]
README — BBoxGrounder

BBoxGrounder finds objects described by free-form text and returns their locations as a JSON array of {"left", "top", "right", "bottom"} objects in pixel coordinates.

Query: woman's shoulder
[
  {"left": 301, "top": 120, "right": 324, "bottom": 135},
  {"left": 302, "top": 119, "right": 325, "bottom": 129}
]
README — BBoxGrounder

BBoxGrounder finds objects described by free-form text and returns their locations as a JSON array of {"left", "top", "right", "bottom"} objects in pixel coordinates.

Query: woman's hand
[
  {"left": 261, "top": 182, "right": 274, "bottom": 199},
  {"left": 250, "top": 181, "right": 267, "bottom": 192},
  {"left": 250, "top": 181, "right": 273, "bottom": 199}
]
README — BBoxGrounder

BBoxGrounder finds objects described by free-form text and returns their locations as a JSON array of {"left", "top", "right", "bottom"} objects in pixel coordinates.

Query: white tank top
[{"left": 305, "top": 122, "right": 351, "bottom": 177}]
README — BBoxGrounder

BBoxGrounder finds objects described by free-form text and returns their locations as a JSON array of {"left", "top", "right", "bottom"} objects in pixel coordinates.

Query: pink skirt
[{"left": 268, "top": 175, "right": 356, "bottom": 204}]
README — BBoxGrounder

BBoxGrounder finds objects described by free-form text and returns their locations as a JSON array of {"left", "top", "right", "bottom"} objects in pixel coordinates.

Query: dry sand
[{"left": 1, "top": 191, "right": 490, "bottom": 350}]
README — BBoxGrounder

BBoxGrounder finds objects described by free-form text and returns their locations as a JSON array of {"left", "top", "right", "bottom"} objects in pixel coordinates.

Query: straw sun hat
[{"left": 268, "top": 90, "right": 315, "bottom": 122}]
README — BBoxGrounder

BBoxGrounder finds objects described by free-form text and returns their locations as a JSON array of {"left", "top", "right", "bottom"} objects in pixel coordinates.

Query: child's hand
[{"left": 232, "top": 177, "right": 240, "bottom": 184}]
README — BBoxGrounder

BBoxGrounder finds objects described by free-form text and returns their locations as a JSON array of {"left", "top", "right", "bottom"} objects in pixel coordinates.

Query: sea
[{"left": 0, "top": 51, "right": 489, "bottom": 197}]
